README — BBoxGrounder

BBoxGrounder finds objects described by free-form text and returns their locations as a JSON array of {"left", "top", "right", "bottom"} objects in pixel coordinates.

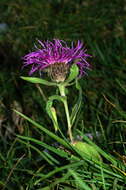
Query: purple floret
[{"left": 23, "top": 39, "right": 91, "bottom": 76}]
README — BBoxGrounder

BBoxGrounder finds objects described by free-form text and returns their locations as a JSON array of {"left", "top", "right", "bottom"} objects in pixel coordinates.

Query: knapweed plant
[
  {"left": 17, "top": 39, "right": 104, "bottom": 164},
  {"left": 13, "top": 39, "right": 126, "bottom": 189},
  {"left": 22, "top": 39, "right": 90, "bottom": 143}
]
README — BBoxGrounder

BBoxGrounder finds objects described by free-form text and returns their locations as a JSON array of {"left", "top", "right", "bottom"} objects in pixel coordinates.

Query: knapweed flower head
[{"left": 23, "top": 39, "right": 91, "bottom": 82}]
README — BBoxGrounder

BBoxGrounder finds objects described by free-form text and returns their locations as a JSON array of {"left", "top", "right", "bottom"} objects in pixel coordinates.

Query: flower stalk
[{"left": 58, "top": 84, "right": 73, "bottom": 142}]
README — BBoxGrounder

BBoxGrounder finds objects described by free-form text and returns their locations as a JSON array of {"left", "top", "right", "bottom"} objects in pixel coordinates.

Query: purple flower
[{"left": 23, "top": 39, "right": 91, "bottom": 82}]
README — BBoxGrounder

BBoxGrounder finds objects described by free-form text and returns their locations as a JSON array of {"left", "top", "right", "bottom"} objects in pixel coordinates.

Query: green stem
[{"left": 58, "top": 84, "right": 73, "bottom": 142}]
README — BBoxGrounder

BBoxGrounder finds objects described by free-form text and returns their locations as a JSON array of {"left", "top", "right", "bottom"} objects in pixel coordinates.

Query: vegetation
[{"left": 0, "top": 0, "right": 126, "bottom": 189}]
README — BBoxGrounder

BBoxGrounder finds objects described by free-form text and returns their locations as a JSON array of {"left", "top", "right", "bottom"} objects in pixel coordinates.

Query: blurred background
[{"left": 0, "top": 0, "right": 126, "bottom": 189}]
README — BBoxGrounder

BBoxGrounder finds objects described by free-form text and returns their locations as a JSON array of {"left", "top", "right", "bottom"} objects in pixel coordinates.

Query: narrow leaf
[
  {"left": 69, "top": 169, "right": 92, "bottom": 190},
  {"left": 63, "top": 64, "right": 79, "bottom": 85},
  {"left": 34, "top": 161, "right": 84, "bottom": 185},
  {"left": 70, "top": 80, "right": 82, "bottom": 126},
  {"left": 17, "top": 135, "right": 69, "bottom": 158},
  {"left": 14, "top": 109, "right": 70, "bottom": 148},
  {"left": 21, "top": 76, "right": 57, "bottom": 86},
  {"left": 46, "top": 95, "right": 65, "bottom": 131},
  {"left": 17, "top": 139, "right": 55, "bottom": 165}
]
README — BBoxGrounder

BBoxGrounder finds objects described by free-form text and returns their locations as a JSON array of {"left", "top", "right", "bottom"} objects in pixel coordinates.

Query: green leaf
[
  {"left": 34, "top": 161, "right": 84, "bottom": 185},
  {"left": 21, "top": 76, "right": 57, "bottom": 86},
  {"left": 77, "top": 130, "right": 118, "bottom": 165},
  {"left": 116, "top": 78, "right": 126, "bottom": 94},
  {"left": 69, "top": 169, "right": 92, "bottom": 190},
  {"left": 46, "top": 95, "right": 65, "bottom": 132},
  {"left": 17, "top": 138, "right": 55, "bottom": 165},
  {"left": 70, "top": 80, "right": 82, "bottom": 126},
  {"left": 14, "top": 109, "right": 70, "bottom": 148},
  {"left": 63, "top": 64, "right": 79, "bottom": 85},
  {"left": 72, "top": 141, "right": 101, "bottom": 162},
  {"left": 47, "top": 105, "right": 59, "bottom": 132},
  {"left": 48, "top": 95, "right": 66, "bottom": 103},
  {"left": 17, "top": 135, "right": 69, "bottom": 158}
]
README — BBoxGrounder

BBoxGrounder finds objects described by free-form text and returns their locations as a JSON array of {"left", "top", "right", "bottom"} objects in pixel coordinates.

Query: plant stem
[{"left": 58, "top": 84, "right": 73, "bottom": 142}]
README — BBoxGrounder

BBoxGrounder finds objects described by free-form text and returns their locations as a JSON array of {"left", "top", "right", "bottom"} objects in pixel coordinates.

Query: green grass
[{"left": 0, "top": 0, "right": 126, "bottom": 189}]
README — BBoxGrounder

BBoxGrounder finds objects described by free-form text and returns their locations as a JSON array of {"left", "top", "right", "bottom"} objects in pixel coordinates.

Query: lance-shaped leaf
[
  {"left": 17, "top": 135, "right": 69, "bottom": 158},
  {"left": 13, "top": 109, "right": 70, "bottom": 148},
  {"left": 63, "top": 64, "right": 79, "bottom": 85},
  {"left": 18, "top": 138, "right": 57, "bottom": 165},
  {"left": 70, "top": 80, "right": 82, "bottom": 126},
  {"left": 21, "top": 77, "right": 57, "bottom": 86},
  {"left": 46, "top": 95, "right": 66, "bottom": 132}
]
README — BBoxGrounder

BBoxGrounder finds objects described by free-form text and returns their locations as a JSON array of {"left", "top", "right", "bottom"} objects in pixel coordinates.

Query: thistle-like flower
[{"left": 23, "top": 39, "right": 91, "bottom": 82}]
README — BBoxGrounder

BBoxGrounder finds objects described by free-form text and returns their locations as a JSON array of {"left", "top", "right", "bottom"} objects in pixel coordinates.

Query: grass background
[{"left": 0, "top": 0, "right": 126, "bottom": 189}]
